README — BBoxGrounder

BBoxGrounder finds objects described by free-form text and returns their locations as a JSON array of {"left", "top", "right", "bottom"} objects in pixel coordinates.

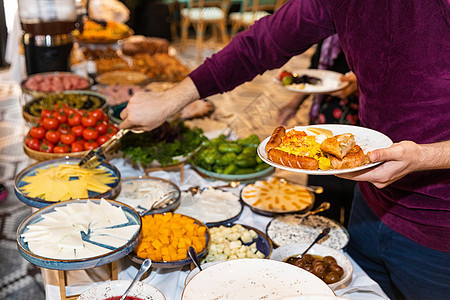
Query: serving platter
[
  {"left": 16, "top": 199, "right": 141, "bottom": 270},
  {"left": 14, "top": 157, "right": 121, "bottom": 208},
  {"left": 78, "top": 280, "right": 165, "bottom": 300},
  {"left": 21, "top": 72, "right": 94, "bottom": 98},
  {"left": 258, "top": 124, "right": 393, "bottom": 175},
  {"left": 266, "top": 214, "right": 350, "bottom": 250},
  {"left": 23, "top": 140, "right": 89, "bottom": 161},
  {"left": 182, "top": 259, "right": 334, "bottom": 299},
  {"left": 192, "top": 164, "right": 275, "bottom": 182},
  {"left": 203, "top": 222, "right": 273, "bottom": 262},
  {"left": 115, "top": 176, "right": 181, "bottom": 215},
  {"left": 240, "top": 177, "right": 315, "bottom": 216},
  {"left": 129, "top": 213, "right": 210, "bottom": 269},
  {"left": 174, "top": 189, "right": 243, "bottom": 226},
  {"left": 22, "top": 90, "right": 107, "bottom": 124},
  {"left": 278, "top": 69, "right": 350, "bottom": 94},
  {"left": 270, "top": 242, "right": 353, "bottom": 290}
]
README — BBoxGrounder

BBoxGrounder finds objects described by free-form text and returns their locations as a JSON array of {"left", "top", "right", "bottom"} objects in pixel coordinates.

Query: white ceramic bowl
[
  {"left": 77, "top": 280, "right": 165, "bottom": 300},
  {"left": 182, "top": 259, "right": 334, "bottom": 299},
  {"left": 270, "top": 242, "right": 353, "bottom": 290}
]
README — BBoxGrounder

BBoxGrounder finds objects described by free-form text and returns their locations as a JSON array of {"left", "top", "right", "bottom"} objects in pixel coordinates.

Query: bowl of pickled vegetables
[{"left": 189, "top": 134, "right": 274, "bottom": 181}]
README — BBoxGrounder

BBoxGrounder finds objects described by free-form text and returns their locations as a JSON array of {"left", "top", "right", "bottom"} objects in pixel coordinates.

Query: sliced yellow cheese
[{"left": 20, "top": 164, "right": 117, "bottom": 202}]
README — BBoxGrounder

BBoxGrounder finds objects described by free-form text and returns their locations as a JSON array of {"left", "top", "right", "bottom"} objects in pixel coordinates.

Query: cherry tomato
[
  {"left": 71, "top": 142, "right": 84, "bottom": 153},
  {"left": 279, "top": 70, "right": 293, "bottom": 81},
  {"left": 97, "top": 134, "right": 109, "bottom": 145},
  {"left": 83, "top": 127, "right": 99, "bottom": 141},
  {"left": 95, "top": 122, "right": 107, "bottom": 134},
  {"left": 53, "top": 143, "right": 70, "bottom": 153},
  {"left": 42, "top": 117, "right": 59, "bottom": 130},
  {"left": 28, "top": 138, "right": 41, "bottom": 151},
  {"left": 81, "top": 114, "right": 97, "bottom": 127},
  {"left": 60, "top": 133, "right": 76, "bottom": 145},
  {"left": 58, "top": 124, "right": 71, "bottom": 135},
  {"left": 53, "top": 111, "right": 67, "bottom": 124},
  {"left": 106, "top": 125, "right": 119, "bottom": 136},
  {"left": 84, "top": 140, "right": 99, "bottom": 150},
  {"left": 30, "top": 125, "right": 46, "bottom": 140},
  {"left": 90, "top": 109, "right": 104, "bottom": 122},
  {"left": 40, "top": 109, "right": 53, "bottom": 119},
  {"left": 64, "top": 107, "right": 74, "bottom": 116},
  {"left": 24, "top": 134, "right": 33, "bottom": 148},
  {"left": 53, "top": 103, "right": 67, "bottom": 113},
  {"left": 68, "top": 113, "right": 81, "bottom": 126},
  {"left": 71, "top": 125, "right": 84, "bottom": 137},
  {"left": 45, "top": 130, "right": 61, "bottom": 144},
  {"left": 39, "top": 140, "right": 54, "bottom": 153}
]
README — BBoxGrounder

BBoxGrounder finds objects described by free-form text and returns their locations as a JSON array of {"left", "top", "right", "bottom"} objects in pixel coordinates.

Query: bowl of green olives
[{"left": 189, "top": 134, "right": 274, "bottom": 181}]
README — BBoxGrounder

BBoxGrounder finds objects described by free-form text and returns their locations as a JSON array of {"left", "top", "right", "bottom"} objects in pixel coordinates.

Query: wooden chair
[
  {"left": 229, "top": 0, "right": 285, "bottom": 36},
  {"left": 181, "top": 0, "right": 231, "bottom": 61}
]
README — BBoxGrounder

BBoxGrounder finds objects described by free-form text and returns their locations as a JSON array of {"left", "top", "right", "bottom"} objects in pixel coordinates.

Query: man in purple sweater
[{"left": 120, "top": 0, "right": 450, "bottom": 298}]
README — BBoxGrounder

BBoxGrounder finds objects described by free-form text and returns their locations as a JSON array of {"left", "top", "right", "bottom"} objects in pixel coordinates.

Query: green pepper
[
  {"left": 216, "top": 152, "right": 237, "bottom": 166},
  {"left": 241, "top": 146, "right": 257, "bottom": 156},
  {"left": 256, "top": 155, "right": 263, "bottom": 164},
  {"left": 223, "top": 164, "right": 239, "bottom": 174},
  {"left": 213, "top": 165, "right": 224, "bottom": 173},
  {"left": 235, "top": 168, "right": 255, "bottom": 174},
  {"left": 204, "top": 148, "right": 219, "bottom": 164},
  {"left": 236, "top": 157, "right": 257, "bottom": 168},
  {"left": 255, "top": 163, "right": 270, "bottom": 172},
  {"left": 218, "top": 143, "right": 242, "bottom": 153},
  {"left": 236, "top": 134, "right": 260, "bottom": 147}
]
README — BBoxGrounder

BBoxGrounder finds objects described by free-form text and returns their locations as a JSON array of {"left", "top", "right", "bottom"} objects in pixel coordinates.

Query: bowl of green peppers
[{"left": 190, "top": 134, "right": 274, "bottom": 181}]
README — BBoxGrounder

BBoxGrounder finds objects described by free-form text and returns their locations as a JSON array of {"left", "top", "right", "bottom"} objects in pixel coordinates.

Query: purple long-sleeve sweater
[{"left": 189, "top": 0, "right": 450, "bottom": 252}]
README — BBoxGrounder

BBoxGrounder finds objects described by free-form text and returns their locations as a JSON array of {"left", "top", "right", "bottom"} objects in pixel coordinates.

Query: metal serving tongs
[{"left": 79, "top": 129, "right": 142, "bottom": 169}]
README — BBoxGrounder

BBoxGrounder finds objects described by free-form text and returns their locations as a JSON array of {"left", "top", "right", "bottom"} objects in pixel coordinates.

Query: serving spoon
[
  {"left": 299, "top": 227, "right": 331, "bottom": 258},
  {"left": 120, "top": 258, "right": 152, "bottom": 300},
  {"left": 139, "top": 191, "right": 177, "bottom": 216},
  {"left": 277, "top": 177, "right": 324, "bottom": 194},
  {"left": 186, "top": 181, "right": 240, "bottom": 195},
  {"left": 188, "top": 246, "right": 203, "bottom": 271},
  {"left": 297, "top": 202, "right": 331, "bottom": 221}
]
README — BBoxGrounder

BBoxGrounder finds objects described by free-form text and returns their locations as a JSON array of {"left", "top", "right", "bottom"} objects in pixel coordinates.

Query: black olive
[
  {"left": 312, "top": 263, "right": 327, "bottom": 278},
  {"left": 302, "top": 254, "right": 315, "bottom": 263},
  {"left": 324, "top": 272, "right": 340, "bottom": 284},
  {"left": 328, "top": 264, "right": 344, "bottom": 277},
  {"left": 323, "top": 256, "right": 337, "bottom": 266},
  {"left": 303, "top": 264, "right": 313, "bottom": 272}
]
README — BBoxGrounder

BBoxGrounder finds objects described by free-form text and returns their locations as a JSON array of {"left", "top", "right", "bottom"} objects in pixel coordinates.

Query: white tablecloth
[{"left": 42, "top": 160, "right": 389, "bottom": 300}]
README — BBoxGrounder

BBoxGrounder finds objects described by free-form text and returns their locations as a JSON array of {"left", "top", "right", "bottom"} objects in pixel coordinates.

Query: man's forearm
[{"left": 417, "top": 140, "right": 450, "bottom": 171}]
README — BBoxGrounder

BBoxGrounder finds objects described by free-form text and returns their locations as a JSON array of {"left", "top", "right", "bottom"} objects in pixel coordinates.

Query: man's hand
[
  {"left": 338, "top": 140, "right": 450, "bottom": 188},
  {"left": 119, "top": 77, "right": 200, "bottom": 132}
]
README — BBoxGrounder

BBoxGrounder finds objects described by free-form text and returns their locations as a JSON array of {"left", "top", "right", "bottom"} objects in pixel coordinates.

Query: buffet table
[{"left": 40, "top": 161, "right": 389, "bottom": 300}]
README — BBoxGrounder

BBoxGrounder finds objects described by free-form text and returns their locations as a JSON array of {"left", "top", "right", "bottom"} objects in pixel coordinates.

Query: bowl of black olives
[{"left": 270, "top": 242, "right": 353, "bottom": 290}]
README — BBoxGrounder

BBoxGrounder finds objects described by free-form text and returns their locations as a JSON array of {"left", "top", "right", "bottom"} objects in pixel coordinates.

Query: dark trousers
[{"left": 347, "top": 186, "right": 450, "bottom": 300}]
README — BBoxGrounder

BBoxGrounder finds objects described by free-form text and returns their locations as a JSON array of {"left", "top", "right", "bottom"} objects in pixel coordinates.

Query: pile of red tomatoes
[{"left": 25, "top": 104, "right": 118, "bottom": 153}]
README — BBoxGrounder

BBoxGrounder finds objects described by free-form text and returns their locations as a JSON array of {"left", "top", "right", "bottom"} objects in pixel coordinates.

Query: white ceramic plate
[
  {"left": 279, "top": 69, "right": 350, "bottom": 94},
  {"left": 270, "top": 242, "right": 353, "bottom": 290},
  {"left": 182, "top": 259, "right": 334, "bottom": 299},
  {"left": 184, "top": 261, "right": 222, "bottom": 286},
  {"left": 258, "top": 124, "right": 393, "bottom": 175},
  {"left": 77, "top": 280, "right": 165, "bottom": 300},
  {"left": 266, "top": 215, "right": 350, "bottom": 250}
]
